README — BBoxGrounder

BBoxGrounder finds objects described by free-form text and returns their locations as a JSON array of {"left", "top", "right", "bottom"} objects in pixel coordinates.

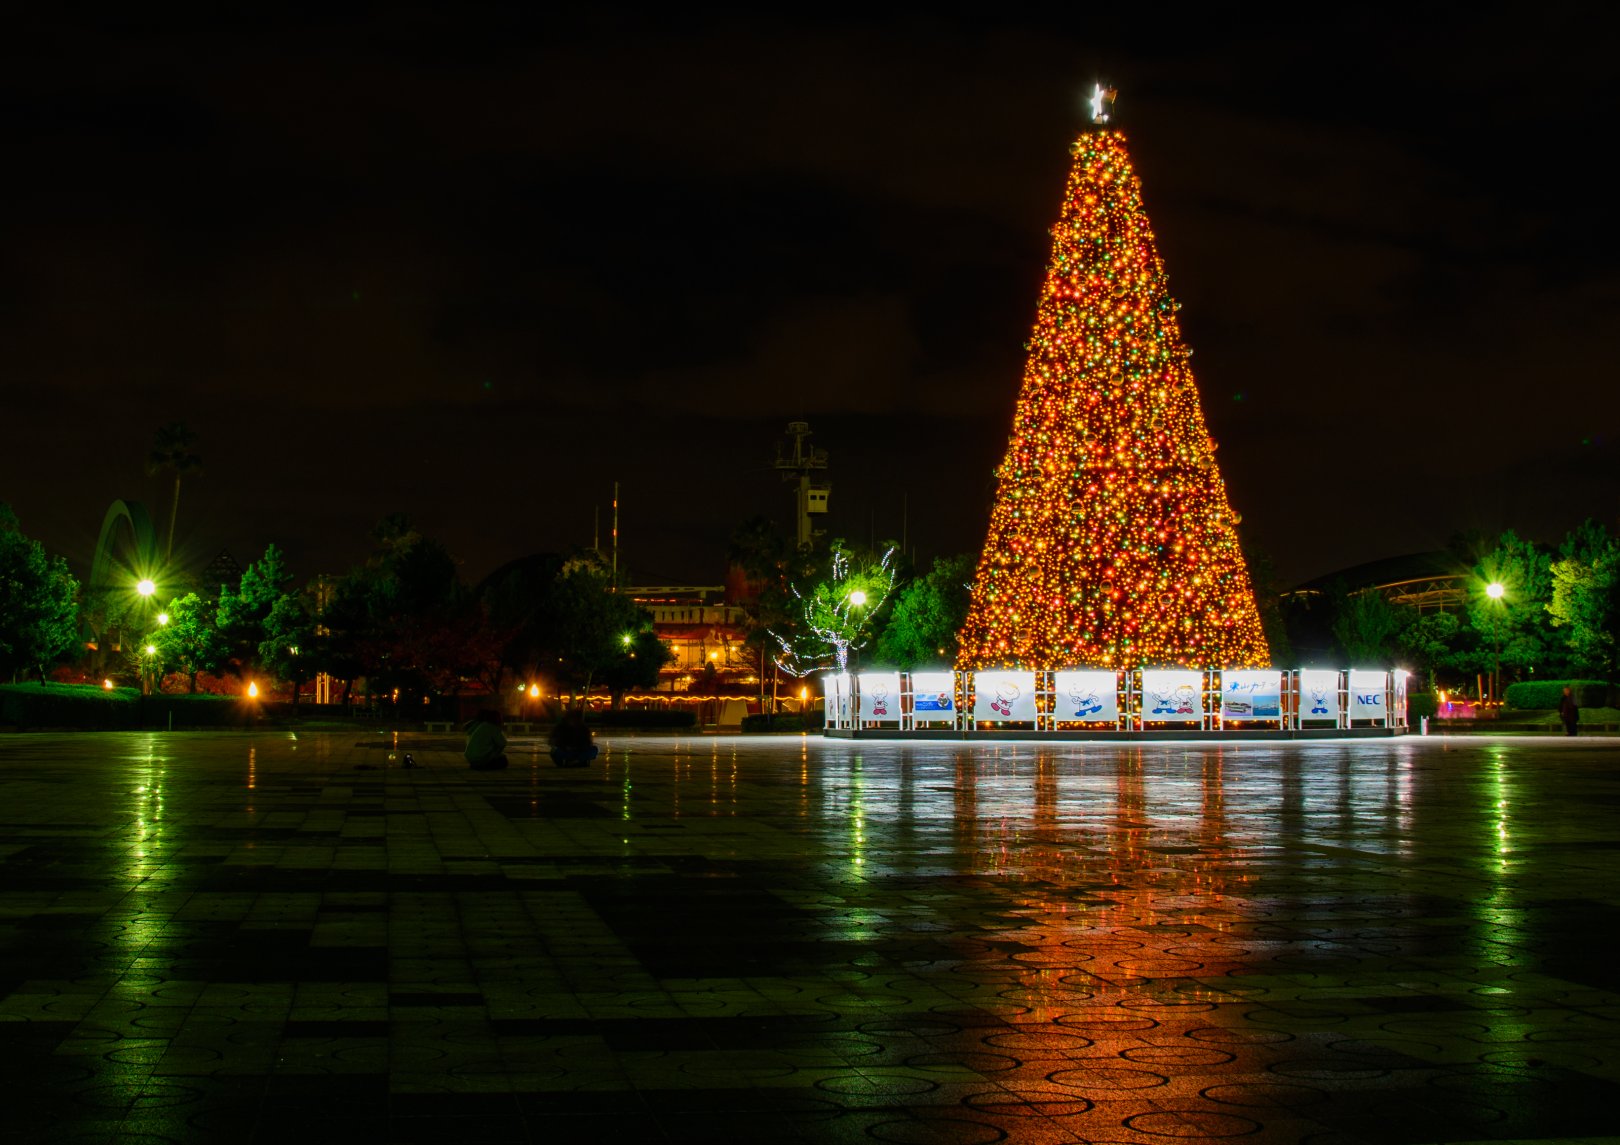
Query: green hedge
[
  {"left": 1, "top": 683, "right": 138, "bottom": 728},
  {"left": 741, "top": 712, "right": 820, "bottom": 733},
  {"left": 1504, "top": 680, "right": 1610, "bottom": 710},
  {"left": 1, "top": 684, "right": 245, "bottom": 729},
  {"left": 1407, "top": 692, "right": 1439, "bottom": 720},
  {"left": 586, "top": 710, "right": 696, "bottom": 729},
  {"left": 140, "top": 693, "right": 245, "bottom": 728}
]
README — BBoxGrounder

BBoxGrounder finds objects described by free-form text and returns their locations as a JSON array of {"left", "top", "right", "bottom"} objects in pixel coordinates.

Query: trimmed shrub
[
  {"left": 1, "top": 684, "right": 249, "bottom": 729},
  {"left": 140, "top": 693, "right": 245, "bottom": 728},
  {"left": 1407, "top": 692, "right": 1439, "bottom": 721},
  {"left": 741, "top": 712, "right": 820, "bottom": 733},
  {"left": 0, "top": 682, "right": 139, "bottom": 729},
  {"left": 587, "top": 709, "right": 696, "bottom": 729},
  {"left": 1504, "top": 680, "right": 1610, "bottom": 710}
]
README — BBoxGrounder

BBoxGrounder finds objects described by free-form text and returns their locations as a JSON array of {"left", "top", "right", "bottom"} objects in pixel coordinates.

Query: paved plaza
[{"left": 0, "top": 730, "right": 1618, "bottom": 1144}]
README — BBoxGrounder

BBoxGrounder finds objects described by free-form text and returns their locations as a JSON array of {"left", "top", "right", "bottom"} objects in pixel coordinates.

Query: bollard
[{"left": 1420, "top": 716, "right": 1428, "bottom": 736}]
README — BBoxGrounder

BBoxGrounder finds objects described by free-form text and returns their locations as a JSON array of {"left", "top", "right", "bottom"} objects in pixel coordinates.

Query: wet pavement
[{"left": 1, "top": 730, "right": 1618, "bottom": 1144}]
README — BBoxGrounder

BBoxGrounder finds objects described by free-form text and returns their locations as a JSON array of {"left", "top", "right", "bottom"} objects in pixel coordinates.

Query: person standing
[{"left": 1558, "top": 686, "right": 1580, "bottom": 738}]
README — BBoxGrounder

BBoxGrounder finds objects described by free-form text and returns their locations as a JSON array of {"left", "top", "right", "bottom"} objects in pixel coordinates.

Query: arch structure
[
  {"left": 89, "top": 499, "right": 160, "bottom": 597},
  {"left": 84, "top": 500, "right": 160, "bottom": 656}
]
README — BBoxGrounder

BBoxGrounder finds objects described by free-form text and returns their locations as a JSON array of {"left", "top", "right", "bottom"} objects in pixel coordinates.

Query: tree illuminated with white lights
[{"left": 771, "top": 542, "right": 897, "bottom": 675}]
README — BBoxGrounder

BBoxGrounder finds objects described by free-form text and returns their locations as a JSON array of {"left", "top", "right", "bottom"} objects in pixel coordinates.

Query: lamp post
[{"left": 1486, "top": 581, "right": 1505, "bottom": 705}]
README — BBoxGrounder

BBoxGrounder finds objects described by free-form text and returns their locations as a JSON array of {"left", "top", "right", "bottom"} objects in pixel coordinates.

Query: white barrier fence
[{"left": 823, "top": 669, "right": 1409, "bottom": 733}]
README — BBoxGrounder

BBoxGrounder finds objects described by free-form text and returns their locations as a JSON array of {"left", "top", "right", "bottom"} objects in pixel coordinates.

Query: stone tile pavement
[{"left": 1, "top": 729, "right": 1618, "bottom": 1143}]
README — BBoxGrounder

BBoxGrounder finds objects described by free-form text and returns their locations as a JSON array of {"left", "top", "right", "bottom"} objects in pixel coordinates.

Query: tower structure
[
  {"left": 773, "top": 421, "right": 830, "bottom": 550},
  {"left": 956, "top": 107, "right": 1268, "bottom": 672}
]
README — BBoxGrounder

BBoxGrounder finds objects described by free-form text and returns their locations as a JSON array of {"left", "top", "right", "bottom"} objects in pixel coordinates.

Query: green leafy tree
[
  {"left": 370, "top": 529, "right": 494, "bottom": 707},
  {"left": 1548, "top": 520, "right": 1620, "bottom": 677},
  {"left": 0, "top": 505, "right": 81, "bottom": 684},
  {"left": 321, "top": 516, "right": 501, "bottom": 712},
  {"left": 547, "top": 558, "right": 657, "bottom": 705},
  {"left": 146, "top": 422, "right": 202, "bottom": 563},
  {"left": 218, "top": 543, "right": 293, "bottom": 676},
  {"left": 260, "top": 592, "right": 319, "bottom": 713},
  {"left": 1468, "top": 530, "right": 1557, "bottom": 679},
  {"left": 771, "top": 540, "right": 898, "bottom": 675},
  {"left": 871, "top": 553, "right": 974, "bottom": 669},
  {"left": 152, "top": 591, "right": 227, "bottom": 693},
  {"left": 599, "top": 627, "right": 674, "bottom": 709},
  {"left": 727, "top": 516, "right": 821, "bottom": 713},
  {"left": 1395, "top": 609, "right": 1465, "bottom": 691},
  {"left": 1331, "top": 586, "right": 1404, "bottom": 665}
]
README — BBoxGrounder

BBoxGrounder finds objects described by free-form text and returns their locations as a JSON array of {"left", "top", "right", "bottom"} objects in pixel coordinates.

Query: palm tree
[{"left": 146, "top": 422, "right": 203, "bottom": 563}]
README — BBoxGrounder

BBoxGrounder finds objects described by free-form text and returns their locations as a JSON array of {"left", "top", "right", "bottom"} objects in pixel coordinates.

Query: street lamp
[
  {"left": 136, "top": 578, "right": 156, "bottom": 598},
  {"left": 1485, "top": 582, "right": 1505, "bottom": 705}
]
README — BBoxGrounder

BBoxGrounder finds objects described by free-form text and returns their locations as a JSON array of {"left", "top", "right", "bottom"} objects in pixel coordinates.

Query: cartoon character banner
[
  {"left": 1053, "top": 670, "right": 1118, "bottom": 722},
  {"left": 910, "top": 672, "right": 955, "bottom": 716},
  {"left": 857, "top": 672, "right": 902, "bottom": 724},
  {"left": 1300, "top": 670, "right": 1341, "bottom": 720},
  {"left": 972, "top": 671, "right": 1037, "bottom": 722},
  {"left": 1221, "top": 670, "right": 1281, "bottom": 721},
  {"left": 1141, "top": 669, "right": 1204, "bottom": 722},
  {"left": 1349, "top": 670, "right": 1388, "bottom": 721}
]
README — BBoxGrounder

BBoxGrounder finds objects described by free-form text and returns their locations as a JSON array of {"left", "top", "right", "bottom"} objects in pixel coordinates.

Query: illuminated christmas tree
[{"left": 957, "top": 102, "right": 1269, "bottom": 671}]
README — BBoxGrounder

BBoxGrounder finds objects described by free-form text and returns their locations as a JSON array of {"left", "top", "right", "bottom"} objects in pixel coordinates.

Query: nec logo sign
[{"left": 1354, "top": 694, "right": 1384, "bottom": 707}]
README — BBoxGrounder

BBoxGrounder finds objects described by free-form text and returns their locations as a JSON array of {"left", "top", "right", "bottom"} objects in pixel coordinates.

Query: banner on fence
[
  {"left": 1141, "top": 669, "right": 1204, "bottom": 721},
  {"left": 973, "top": 671, "right": 1037, "bottom": 722},
  {"left": 1221, "top": 670, "right": 1281, "bottom": 720},
  {"left": 1300, "top": 670, "right": 1341, "bottom": 720},
  {"left": 857, "top": 672, "right": 902, "bottom": 723},
  {"left": 910, "top": 671, "right": 955, "bottom": 714},
  {"left": 1349, "top": 670, "right": 1388, "bottom": 721},
  {"left": 1054, "top": 670, "right": 1118, "bottom": 722}
]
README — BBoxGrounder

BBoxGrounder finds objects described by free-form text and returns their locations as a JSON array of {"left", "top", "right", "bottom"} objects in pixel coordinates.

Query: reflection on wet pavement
[{"left": 1, "top": 730, "right": 1617, "bottom": 1143}]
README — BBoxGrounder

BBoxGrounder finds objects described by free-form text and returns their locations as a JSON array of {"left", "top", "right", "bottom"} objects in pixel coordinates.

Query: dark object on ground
[
  {"left": 1559, "top": 687, "right": 1580, "bottom": 737},
  {"left": 465, "top": 708, "right": 509, "bottom": 769},
  {"left": 550, "top": 708, "right": 596, "bottom": 767},
  {"left": 550, "top": 745, "right": 599, "bottom": 767}
]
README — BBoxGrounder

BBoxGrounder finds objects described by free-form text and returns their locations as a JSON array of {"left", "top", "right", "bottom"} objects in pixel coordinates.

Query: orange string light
[{"left": 957, "top": 129, "right": 1269, "bottom": 671}]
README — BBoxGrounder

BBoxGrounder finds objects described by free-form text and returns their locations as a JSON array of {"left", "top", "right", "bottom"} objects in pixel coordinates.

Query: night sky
[{"left": 4, "top": 8, "right": 1616, "bottom": 592}]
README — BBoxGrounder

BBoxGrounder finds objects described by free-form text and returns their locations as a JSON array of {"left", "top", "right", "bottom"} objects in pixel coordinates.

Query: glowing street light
[
  {"left": 136, "top": 578, "right": 156, "bottom": 597},
  {"left": 848, "top": 589, "right": 867, "bottom": 607},
  {"left": 156, "top": 612, "right": 169, "bottom": 626},
  {"left": 247, "top": 681, "right": 259, "bottom": 699},
  {"left": 528, "top": 683, "right": 540, "bottom": 699}
]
